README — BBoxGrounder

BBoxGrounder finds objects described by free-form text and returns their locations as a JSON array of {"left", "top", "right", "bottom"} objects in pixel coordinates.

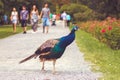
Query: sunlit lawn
[
  {"left": 0, "top": 25, "right": 31, "bottom": 39},
  {"left": 76, "top": 30, "right": 120, "bottom": 80}
]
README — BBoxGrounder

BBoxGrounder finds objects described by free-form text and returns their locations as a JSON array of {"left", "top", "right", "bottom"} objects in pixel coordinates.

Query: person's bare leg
[
  {"left": 63, "top": 20, "right": 66, "bottom": 27},
  {"left": 14, "top": 24, "right": 16, "bottom": 33},
  {"left": 46, "top": 27, "right": 49, "bottom": 33},
  {"left": 23, "top": 27, "right": 27, "bottom": 33},
  {"left": 65, "top": 20, "right": 67, "bottom": 27},
  {"left": 13, "top": 24, "right": 14, "bottom": 32},
  {"left": 13, "top": 24, "right": 16, "bottom": 33},
  {"left": 13, "top": 24, "right": 15, "bottom": 33},
  {"left": 43, "top": 26, "right": 45, "bottom": 33}
]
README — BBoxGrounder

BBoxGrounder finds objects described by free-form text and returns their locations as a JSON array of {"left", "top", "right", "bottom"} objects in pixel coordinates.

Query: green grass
[
  {"left": 0, "top": 25, "right": 31, "bottom": 39},
  {"left": 76, "top": 30, "right": 120, "bottom": 80}
]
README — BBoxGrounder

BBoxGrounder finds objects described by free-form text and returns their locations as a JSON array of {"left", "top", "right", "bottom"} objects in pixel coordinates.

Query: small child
[{"left": 51, "top": 13, "right": 56, "bottom": 26}]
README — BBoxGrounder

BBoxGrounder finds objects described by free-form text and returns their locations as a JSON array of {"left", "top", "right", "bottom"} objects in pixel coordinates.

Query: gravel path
[{"left": 0, "top": 21, "right": 101, "bottom": 80}]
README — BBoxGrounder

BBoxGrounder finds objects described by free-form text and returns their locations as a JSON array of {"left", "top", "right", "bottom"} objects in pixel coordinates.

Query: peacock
[{"left": 19, "top": 26, "right": 79, "bottom": 73}]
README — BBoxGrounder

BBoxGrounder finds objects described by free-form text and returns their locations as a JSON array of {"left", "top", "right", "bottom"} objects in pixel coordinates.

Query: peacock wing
[{"left": 35, "top": 39, "right": 59, "bottom": 55}]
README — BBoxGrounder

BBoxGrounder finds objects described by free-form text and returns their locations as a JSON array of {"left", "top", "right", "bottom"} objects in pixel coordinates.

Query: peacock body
[
  {"left": 19, "top": 26, "right": 79, "bottom": 73},
  {"left": 43, "top": 28, "right": 76, "bottom": 59}
]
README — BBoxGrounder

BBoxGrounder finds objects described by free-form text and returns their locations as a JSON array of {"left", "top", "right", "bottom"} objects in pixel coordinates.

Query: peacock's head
[{"left": 73, "top": 26, "right": 79, "bottom": 31}]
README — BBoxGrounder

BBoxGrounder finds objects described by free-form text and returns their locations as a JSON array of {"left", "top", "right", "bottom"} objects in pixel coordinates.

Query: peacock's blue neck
[
  {"left": 69, "top": 29, "right": 75, "bottom": 35},
  {"left": 58, "top": 29, "right": 76, "bottom": 48}
]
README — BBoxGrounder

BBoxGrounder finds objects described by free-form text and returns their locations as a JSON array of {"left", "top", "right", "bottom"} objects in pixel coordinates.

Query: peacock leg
[
  {"left": 52, "top": 59, "right": 56, "bottom": 74},
  {"left": 41, "top": 58, "right": 45, "bottom": 71}
]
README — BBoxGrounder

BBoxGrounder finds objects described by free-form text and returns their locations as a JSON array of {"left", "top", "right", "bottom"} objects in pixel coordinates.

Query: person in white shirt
[
  {"left": 10, "top": 7, "right": 18, "bottom": 33},
  {"left": 51, "top": 13, "right": 56, "bottom": 26},
  {"left": 61, "top": 11, "right": 67, "bottom": 27}
]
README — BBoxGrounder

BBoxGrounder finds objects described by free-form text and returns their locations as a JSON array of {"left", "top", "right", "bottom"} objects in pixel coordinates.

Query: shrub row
[
  {"left": 78, "top": 17, "right": 120, "bottom": 50},
  {"left": 60, "top": 3, "right": 97, "bottom": 21}
]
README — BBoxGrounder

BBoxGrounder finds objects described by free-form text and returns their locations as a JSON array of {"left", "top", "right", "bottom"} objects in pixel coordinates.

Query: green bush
[
  {"left": 60, "top": 4, "right": 81, "bottom": 14},
  {"left": 73, "top": 10, "right": 93, "bottom": 21},
  {"left": 60, "top": 3, "right": 95, "bottom": 21},
  {"left": 104, "top": 27, "right": 120, "bottom": 49}
]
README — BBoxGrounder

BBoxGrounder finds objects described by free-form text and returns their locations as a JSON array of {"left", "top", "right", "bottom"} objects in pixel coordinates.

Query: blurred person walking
[
  {"left": 66, "top": 13, "right": 71, "bottom": 27},
  {"left": 3, "top": 14, "right": 8, "bottom": 25},
  {"left": 40, "top": 3, "right": 50, "bottom": 33},
  {"left": 10, "top": 7, "right": 18, "bottom": 33},
  {"left": 61, "top": 11, "right": 67, "bottom": 27},
  {"left": 20, "top": 5, "right": 29, "bottom": 34},
  {"left": 51, "top": 13, "right": 56, "bottom": 26},
  {"left": 49, "top": 13, "right": 53, "bottom": 24},
  {"left": 30, "top": 5, "right": 39, "bottom": 32}
]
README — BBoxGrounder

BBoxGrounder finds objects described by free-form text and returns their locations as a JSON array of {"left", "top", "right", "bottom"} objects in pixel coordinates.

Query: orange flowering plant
[{"left": 78, "top": 17, "right": 120, "bottom": 50}]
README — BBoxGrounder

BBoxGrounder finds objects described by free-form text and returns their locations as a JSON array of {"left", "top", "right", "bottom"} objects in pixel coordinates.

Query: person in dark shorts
[{"left": 20, "top": 6, "right": 29, "bottom": 34}]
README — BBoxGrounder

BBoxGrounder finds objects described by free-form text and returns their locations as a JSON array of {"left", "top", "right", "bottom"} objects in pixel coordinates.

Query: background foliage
[{"left": 0, "top": 0, "right": 120, "bottom": 21}]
